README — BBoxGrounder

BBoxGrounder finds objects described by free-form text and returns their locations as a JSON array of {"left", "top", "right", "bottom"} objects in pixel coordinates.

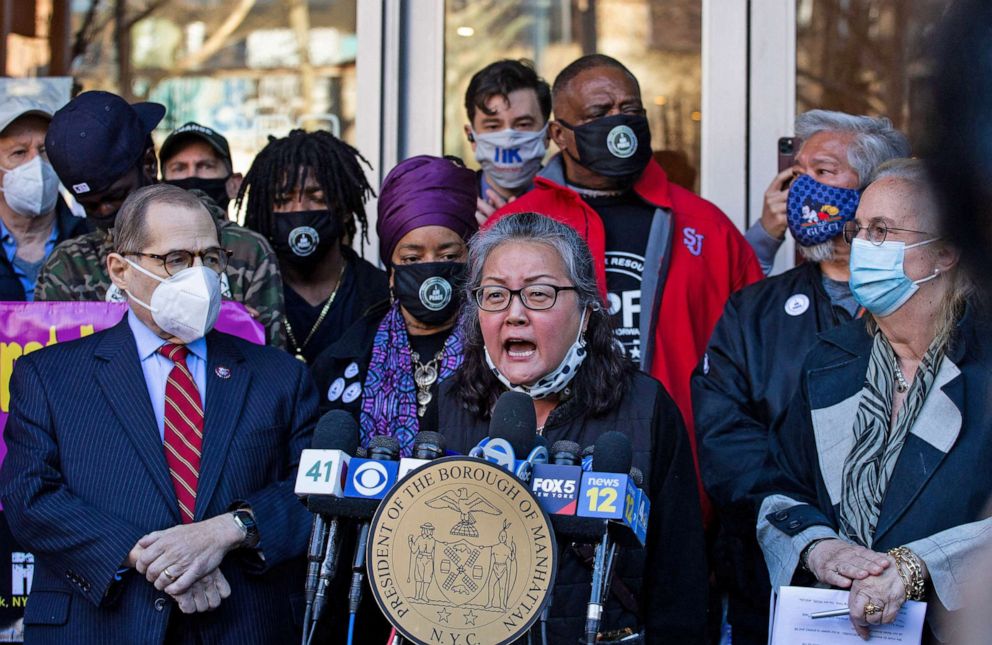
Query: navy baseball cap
[
  {"left": 159, "top": 122, "right": 232, "bottom": 167},
  {"left": 45, "top": 91, "right": 165, "bottom": 196}
]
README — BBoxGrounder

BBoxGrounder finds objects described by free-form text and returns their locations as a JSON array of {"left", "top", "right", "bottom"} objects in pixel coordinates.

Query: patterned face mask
[{"left": 787, "top": 174, "right": 861, "bottom": 246}]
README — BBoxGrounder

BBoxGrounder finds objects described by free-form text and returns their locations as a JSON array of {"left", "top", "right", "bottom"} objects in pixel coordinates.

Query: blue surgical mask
[
  {"left": 849, "top": 237, "right": 940, "bottom": 317},
  {"left": 787, "top": 174, "right": 861, "bottom": 246},
  {"left": 472, "top": 125, "right": 548, "bottom": 190}
]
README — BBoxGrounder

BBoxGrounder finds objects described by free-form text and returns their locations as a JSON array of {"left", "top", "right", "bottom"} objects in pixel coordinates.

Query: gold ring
[
  {"left": 864, "top": 601, "right": 881, "bottom": 618},
  {"left": 163, "top": 567, "right": 178, "bottom": 581}
]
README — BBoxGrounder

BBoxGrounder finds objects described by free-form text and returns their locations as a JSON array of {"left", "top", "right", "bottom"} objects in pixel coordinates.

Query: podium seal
[{"left": 368, "top": 457, "right": 557, "bottom": 645}]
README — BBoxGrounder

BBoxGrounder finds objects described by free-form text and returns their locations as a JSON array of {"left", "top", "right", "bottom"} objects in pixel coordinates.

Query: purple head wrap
[{"left": 377, "top": 155, "right": 478, "bottom": 264}]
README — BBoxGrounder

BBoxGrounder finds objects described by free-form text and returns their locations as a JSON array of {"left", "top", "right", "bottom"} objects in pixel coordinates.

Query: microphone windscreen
[
  {"left": 629, "top": 466, "right": 644, "bottom": 488},
  {"left": 489, "top": 391, "right": 536, "bottom": 456},
  {"left": 591, "top": 431, "right": 632, "bottom": 474},
  {"left": 369, "top": 435, "right": 401, "bottom": 461},
  {"left": 355, "top": 446, "right": 368, "bottom": 458},
  {"left": 413, "top": 431, "right": 446, "bottom": 456},
  {"left": 551, "top": 440, "right": 581, "bottom": 465},
  {"left": 581, "top": 445, "right": 595, "bottom": 459},
  {"left": 313, "top": 410, "right": 360, "bottom": 454}
]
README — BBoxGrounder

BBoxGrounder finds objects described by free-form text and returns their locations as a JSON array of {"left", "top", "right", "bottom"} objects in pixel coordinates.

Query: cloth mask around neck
[
  {"left": 787, "top": 173, "right": 861, "bottom": 246},
  {"left": 472, "top": 125, "right": 548, "bottom": 190},
  {"left": 483, "top": 308, "right": 589, "bottom": 399},
  {"left": 0, "top": 155, "right": 60, "bottom": 218},
  {"left": 271, "top": 209, "right": 342, "bottom": 272},
  {"left": 167, "top": 176, "right": 231, "bottom": 211},
  {"left": 557, "top": 113, "right": 652, "bottom": 181},
  {"left": 393, "top": 261, "right": 467, "bottom": 325},
  {"left": 849, "top": 237, "right": 940, "bottom": 317},
  {"left": 125, "top": 259, "right": 222, "bottom": 343}
]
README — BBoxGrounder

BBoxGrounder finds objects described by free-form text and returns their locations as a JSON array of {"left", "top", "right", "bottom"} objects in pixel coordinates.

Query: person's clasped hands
[
  {"left": 805, "top": 538, "right": 929, "bottom": 640},
  {"left": 126, "top": 514, "right": 248, "bottom": 613}
]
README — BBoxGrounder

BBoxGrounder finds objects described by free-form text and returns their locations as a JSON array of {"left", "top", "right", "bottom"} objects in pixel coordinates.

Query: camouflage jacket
[{"left": 33, "top": 191, "right": 286, "bottom": 347}]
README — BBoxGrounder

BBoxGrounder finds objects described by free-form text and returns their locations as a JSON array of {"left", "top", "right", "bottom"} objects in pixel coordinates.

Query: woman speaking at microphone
[
  {"left": 311, "top": 155, "right": 478, "bottom": 454},
  {"left": 438, "top": 212, "right": 708, "bottom": 644}
]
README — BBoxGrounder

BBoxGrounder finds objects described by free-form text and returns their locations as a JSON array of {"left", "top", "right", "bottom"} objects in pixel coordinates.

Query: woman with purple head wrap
[{"left": 310, "top": 155, "right": 478, "bottom": 456}]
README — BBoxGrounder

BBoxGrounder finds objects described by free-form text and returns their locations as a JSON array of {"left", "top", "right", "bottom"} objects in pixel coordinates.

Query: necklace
[
  {"left": 411, "top": 349, "right": 444, "bottom": 417},
  {"left": 893, "top": 361, "right": 910, "bottom": 393},
  {"left": 285, "top": 263, "right": 347, "bottom": 363}
]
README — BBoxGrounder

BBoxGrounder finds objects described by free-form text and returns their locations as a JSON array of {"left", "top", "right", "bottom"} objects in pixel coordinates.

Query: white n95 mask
[
  {"left": 0, "top": 156, "right": 60, "bottom": 218},
  {"left": 125, "top": 260, "right": 221, "bottom": 343}
]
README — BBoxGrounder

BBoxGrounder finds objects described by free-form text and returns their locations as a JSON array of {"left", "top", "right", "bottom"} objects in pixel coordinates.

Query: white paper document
[{"left": 769, "top": 586, "right": 926, "bottom": 645}]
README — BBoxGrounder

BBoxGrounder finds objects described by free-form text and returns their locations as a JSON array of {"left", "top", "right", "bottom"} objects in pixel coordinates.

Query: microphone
[
  {"left": 584, "top": 432, "right": 632, "bottom": 645},
  {"left": 531, "top": 440, "right": 583, "bottom": 515},
  {"left": 347, "top": 436, "right": 401, "bottom": 644},
  {"left": 297, "top": 411, "right": 359, "bottom": 645},
  {"left": 398, "top": 431, "right": 446, "bottom": 479},
  {"left": 470, "top": 391, "right": 546, "bottom": 481}
]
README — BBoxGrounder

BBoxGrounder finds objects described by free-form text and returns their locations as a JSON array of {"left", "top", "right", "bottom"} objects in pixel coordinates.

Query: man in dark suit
[{"left": 0, "top": 184, "right": 316, "bottom": 643}]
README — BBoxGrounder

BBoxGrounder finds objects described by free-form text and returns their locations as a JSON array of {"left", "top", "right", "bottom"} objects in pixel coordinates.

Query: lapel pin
[{"left": 215, "top": 366, "right": 232, "bottom": 379}]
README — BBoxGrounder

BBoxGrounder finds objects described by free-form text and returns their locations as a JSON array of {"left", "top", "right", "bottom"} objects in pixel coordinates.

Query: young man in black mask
[
  {"left": 239, "top": 129, "right": 388, "bottom": 364},
  {"left": 490, "top": 54, "right": 763, "bottom": 532},
  {"left": 35, "top": 93, "right": 286, "bottom": 347},
  {"left": 160, "top": 122, "right": 243, "bottom": 212}
]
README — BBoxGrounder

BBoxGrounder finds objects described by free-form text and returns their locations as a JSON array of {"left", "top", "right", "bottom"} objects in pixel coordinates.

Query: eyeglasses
[
  {"left": 842, "top": 220, "right": 936, "bottom": 246},
  {"left": 473, "top": 284, "right": 577, "bottom": 312},
  {"left": 127, "top": 247, "right": 232, "bottom": 276}
]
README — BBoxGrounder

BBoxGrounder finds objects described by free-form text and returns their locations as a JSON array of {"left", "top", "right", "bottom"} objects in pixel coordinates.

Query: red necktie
[{"left": 158, "top": 343, "right": 203, "bottom": 524}]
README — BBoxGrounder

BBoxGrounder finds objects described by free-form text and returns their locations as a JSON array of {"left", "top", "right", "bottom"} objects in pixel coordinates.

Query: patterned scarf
[
  {"left": 360, "top": 303, "right": 465, "bottom": 456},
  {"left": 839, "top": 332, "right": 944, "bottom": 547}
]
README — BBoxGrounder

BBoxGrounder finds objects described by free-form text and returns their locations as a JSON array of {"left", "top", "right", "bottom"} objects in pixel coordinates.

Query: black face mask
[
  {"left": 393, "top": 261, "right": 467, "bottom": 325},
  {"left": 558, "top": 113, "right": 653, "bottom": 181},
  {"left": 271, "top": 209, "right": 343, "bottom": 273},
  {"left": 166, "top": 176, "right": 231, "bottom": 211}
]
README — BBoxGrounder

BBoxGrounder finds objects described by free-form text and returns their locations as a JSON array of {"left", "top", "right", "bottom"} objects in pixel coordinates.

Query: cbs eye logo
[{"left": 353, "top": 461, "right": 389, "bottom": 496}]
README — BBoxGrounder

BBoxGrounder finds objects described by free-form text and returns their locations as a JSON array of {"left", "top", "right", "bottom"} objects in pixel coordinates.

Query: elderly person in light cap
[{"left": 310, "top": 155, "right": 477, "bottom": 454}]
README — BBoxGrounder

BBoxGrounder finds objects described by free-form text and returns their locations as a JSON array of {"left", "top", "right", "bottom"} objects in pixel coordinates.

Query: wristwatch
[{"left": 231, "top": 509, "right": 260, "bottom": 549}]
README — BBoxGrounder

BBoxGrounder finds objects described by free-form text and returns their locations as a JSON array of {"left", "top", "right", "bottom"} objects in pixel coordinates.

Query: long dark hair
[
  {"left": 237, "top": 129, "right": 375, "bottom": 247},
  {"left": 452, "top": 212, "right": 633, "bottom": 418}
]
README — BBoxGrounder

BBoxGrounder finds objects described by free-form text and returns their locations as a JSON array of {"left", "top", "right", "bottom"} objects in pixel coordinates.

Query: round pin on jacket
[
  {"left": 784, "top": 294, "right": 810, "bottom": 316},
  {"left": 215, "top": 366, "right": 231, "bottom": 379}
]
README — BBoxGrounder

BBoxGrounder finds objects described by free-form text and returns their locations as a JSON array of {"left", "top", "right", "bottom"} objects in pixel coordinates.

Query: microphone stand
[
  {"left": 301, "top": 516, "right": 328, "bottom": 645},
  {"left": 585, "top": 531, "right": 612, "bottom": 645}
]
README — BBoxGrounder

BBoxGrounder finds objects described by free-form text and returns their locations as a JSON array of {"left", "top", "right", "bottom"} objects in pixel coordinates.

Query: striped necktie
[{"left": 158, "top": 343, "right": 203, "bottom": 524}]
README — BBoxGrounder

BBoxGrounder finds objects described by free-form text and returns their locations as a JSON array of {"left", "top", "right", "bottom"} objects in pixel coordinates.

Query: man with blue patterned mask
[
  {"left": 693, "top": 110, "right": 911, "bottom": 645},
  {"left": 463, "top": 60, "right": 551, "bottom": 224}
]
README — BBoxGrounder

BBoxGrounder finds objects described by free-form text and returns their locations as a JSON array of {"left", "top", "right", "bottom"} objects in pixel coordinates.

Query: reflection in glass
[
  {"left": 796, "top": 0, "right": 946, "bottom": 148},
  {"left": 444, "top": 0, "right": 703, "bottom": 191},
  {"left": 66, "top": 1, "right": 358, "bottom": 173}
]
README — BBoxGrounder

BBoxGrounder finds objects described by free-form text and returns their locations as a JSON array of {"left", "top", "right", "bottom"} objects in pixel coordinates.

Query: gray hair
[
  {"left": 463, "top": 212, "right": 604, "bottom": 315},
  {"left": 864, "top": 158, "right": 971, "bottom": 346},
  {"left": 795, "top": 110, "right": 911, "bottom": 189},
  {"left": 113, "top": 184, "right": 213, "bottom": 254},
  {"left": 795, "top": 109, "right": 911, "bottom": 262}
]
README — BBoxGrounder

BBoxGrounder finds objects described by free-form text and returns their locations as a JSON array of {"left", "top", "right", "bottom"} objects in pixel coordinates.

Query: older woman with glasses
[
  {"left": 755, "top": 159, "right": 991, "bottom": 642},
  {"left": 438, "top": 212, "right": 708, "bottom": 644}
]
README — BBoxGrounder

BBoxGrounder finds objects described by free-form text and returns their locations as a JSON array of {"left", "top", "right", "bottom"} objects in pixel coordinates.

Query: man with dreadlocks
[{"left": 239, "top": 129, "right": 388, "bottom": 364}]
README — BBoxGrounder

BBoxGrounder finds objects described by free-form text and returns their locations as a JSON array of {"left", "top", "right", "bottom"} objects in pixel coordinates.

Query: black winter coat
[
  {"left": 437, "top": 371, "right": 709, "bottom": 644},
  {"left": 690, "top": 261, "right": 856, "bottom": 643}
]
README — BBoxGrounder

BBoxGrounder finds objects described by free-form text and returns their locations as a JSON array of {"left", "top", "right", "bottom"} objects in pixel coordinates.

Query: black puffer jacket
[
  {"left": 437, "top": 371, "right": 708, "bottom": 644},
  {"left": 691, "top": 261, "right": 856, "bottom": 644}
]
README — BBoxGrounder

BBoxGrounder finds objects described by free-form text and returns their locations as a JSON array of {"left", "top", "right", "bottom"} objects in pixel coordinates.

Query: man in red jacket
[{"left": 491, "top": 54, "right": 763, "bottom": 521}]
